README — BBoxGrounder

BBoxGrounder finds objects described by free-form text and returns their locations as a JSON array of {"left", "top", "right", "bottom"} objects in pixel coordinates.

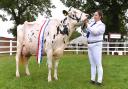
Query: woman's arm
[{"left": 87, "top": 24, "right": 105, "bottom": 35}]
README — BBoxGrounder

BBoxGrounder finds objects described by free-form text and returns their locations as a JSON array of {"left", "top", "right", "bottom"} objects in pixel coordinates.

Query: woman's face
[{"left": 93, "top": 12, "right": 101, "bottom": 22}]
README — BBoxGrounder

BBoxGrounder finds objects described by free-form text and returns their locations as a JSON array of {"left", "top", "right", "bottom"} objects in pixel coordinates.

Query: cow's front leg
[
  {"left": 47, "top": 50, "right": 53, "bottom": 82},
  {"left": 54, "top": 59, "right": 59, "bottom": 80}
]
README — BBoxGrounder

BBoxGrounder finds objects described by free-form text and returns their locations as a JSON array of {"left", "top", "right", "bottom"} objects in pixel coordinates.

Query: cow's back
[{"left": 17, "top": 19, "right": 61, "bottom": 55}]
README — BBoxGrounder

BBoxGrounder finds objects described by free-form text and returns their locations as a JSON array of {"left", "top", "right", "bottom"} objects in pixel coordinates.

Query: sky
[
  {"left": 0, "top": 10, "right": 14, "bottom": 38},
  {"left": 0, "top": 20, "right": 14, "bottom": 38},
  {"left": 51, "top": 0, "right": 68, "bottom": 19}
]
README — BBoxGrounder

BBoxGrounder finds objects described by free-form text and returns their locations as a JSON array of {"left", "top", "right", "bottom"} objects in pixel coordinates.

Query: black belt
[{"left": 88, "top": 40, "right": 103, "bottom": 44}]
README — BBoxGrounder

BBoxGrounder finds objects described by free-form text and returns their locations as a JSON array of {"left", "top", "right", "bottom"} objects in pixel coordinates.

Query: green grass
[{"left": 0, "top": 54, "right": 128, "bottom": 89}]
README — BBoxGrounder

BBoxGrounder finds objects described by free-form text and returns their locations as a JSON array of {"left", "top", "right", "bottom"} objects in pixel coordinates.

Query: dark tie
[{"left": 86, "top": 22, "right": 96, "bottom": 38}]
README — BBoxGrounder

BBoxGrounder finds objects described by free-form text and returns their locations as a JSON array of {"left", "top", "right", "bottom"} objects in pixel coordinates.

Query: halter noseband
[{"left": 68, "top": 12, "right": 83, "bottom": 22}]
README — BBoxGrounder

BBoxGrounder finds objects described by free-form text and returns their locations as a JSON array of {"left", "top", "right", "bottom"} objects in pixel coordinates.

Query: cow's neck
[{"left": 65, "top": 17, "right": 79, "bottom": 43}]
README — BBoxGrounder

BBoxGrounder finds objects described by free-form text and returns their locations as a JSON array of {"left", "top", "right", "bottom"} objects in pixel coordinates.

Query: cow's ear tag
[{"left": 63, "top": 10, "right": 68, "bottom": 16}]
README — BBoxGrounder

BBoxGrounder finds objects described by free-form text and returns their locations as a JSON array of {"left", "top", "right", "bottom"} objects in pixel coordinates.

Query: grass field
[{"left": 0, "top": 54, "right": 128, "bottom": 89}]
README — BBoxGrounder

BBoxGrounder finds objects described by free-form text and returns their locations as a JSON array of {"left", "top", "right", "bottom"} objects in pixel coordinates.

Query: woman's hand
[{"left": 84, "top": 19, "right": 89, "bottom": 27}]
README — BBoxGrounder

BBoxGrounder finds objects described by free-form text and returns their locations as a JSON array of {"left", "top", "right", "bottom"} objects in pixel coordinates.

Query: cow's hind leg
[
  {"left": 16, "top": 43, "right": 23, "bottom": 77},
  {"left": 53, "top": 59, "right": 59, "bottom": 80},
  {"left": 24, "top": 56, "right": 30, "bottom": 76},
  {"left": 16, "top": 52, "right": 21, "bottom": 77}
]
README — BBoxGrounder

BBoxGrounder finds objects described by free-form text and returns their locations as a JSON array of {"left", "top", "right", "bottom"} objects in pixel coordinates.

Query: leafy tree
[
  {"left": 0, "top": 0, "right": 53, "bottom": 36},
  {"left": 61, "top": 0, "right": 128, "bottom": 34}
]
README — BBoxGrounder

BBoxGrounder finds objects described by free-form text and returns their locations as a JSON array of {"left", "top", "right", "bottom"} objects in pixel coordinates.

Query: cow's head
[
  {"left": 60, "top": 7, "right": 88, "bottom": 37},
  {"left": 63, "top": 7, "right": 89, "bottom": 25}
]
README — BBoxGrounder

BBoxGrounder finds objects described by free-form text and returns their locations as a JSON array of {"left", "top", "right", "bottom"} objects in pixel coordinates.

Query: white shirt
[{"left": 86, "top": 20, "right": 105, "bottom": 42}]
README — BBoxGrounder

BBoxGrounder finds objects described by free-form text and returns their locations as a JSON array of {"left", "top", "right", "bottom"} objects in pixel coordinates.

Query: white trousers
[{"left": 88, "top": 42, "right": 103, "bottom": 83}]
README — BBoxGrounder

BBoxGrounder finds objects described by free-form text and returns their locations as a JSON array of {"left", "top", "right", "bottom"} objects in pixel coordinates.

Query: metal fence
[{"left": 0, "top": 40, "right": 128, "bottom": 55}]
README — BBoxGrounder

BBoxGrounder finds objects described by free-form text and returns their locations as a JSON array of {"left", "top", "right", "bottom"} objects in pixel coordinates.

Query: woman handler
[{"left": 84, "top": 10, "right": 105, "bottom": 85}]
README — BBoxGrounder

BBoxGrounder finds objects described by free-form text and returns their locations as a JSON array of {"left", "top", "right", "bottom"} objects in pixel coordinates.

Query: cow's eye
[{"left": 73, "top": 15, "right": 75, "bottom": 17}]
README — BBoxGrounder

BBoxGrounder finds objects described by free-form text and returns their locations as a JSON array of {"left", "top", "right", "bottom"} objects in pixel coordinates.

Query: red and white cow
[{"left": 16, "top": 7, "right": 88, "bottom": 82}]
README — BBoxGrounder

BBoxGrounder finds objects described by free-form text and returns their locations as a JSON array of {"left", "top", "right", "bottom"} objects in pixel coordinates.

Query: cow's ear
[{"left": 63, "top": 10, "right": 68, "bottom": 16}]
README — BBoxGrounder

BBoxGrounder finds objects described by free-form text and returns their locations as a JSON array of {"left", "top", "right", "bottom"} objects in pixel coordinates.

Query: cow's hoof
[
  {"left": 16, "top": 75, "right": 20, "bottom": 78},
  {"left": 48, "top": 79, "right": 52, "bottom": 82},
  {"left": 16, "top": 72, "right": 20, "bottom": 78},
  {"left": 54, "top": 76, "right": 58, "bottom": 80},
  {"left": 48, "top": 77, "right": 52, "bottom": 82},
  {"left": 26, "top": 71, "right": 30, "bottom": 76}
]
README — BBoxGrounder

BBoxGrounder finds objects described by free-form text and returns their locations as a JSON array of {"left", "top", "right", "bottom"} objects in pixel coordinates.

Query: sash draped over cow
[{"left": 36, "top": 19, "right": 50, "bottom": 64}]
